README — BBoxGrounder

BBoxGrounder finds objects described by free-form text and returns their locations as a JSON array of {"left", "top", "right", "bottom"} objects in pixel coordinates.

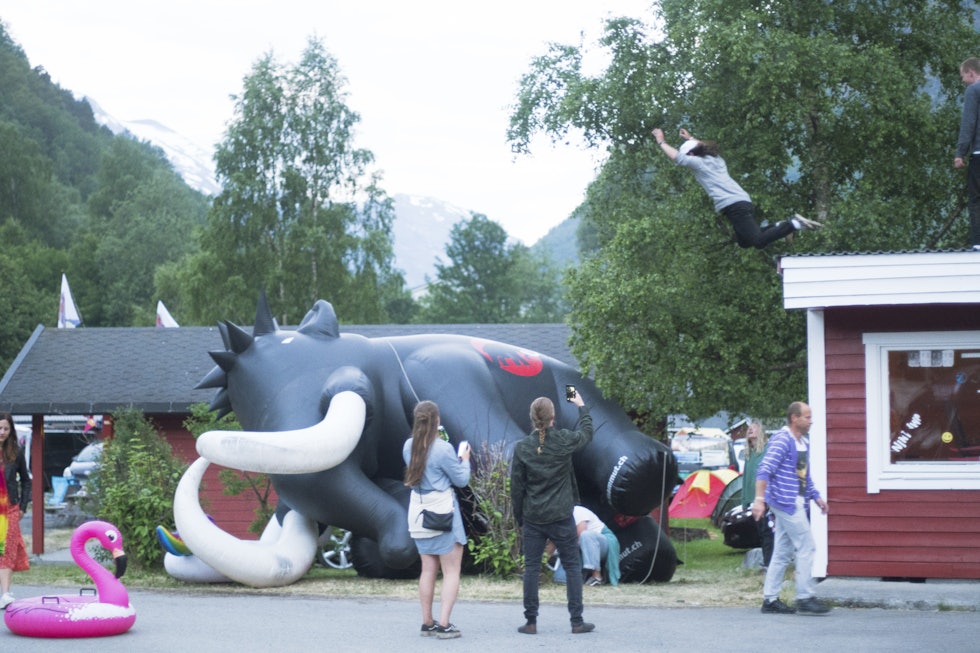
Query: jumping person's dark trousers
[{"left": 721, "top": 201, "right": 794, "bottom": 249}]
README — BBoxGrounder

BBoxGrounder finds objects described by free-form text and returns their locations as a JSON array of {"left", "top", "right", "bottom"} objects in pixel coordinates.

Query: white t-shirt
[{"left": 573, "top": 506, "right": 605, "bottom": 537}]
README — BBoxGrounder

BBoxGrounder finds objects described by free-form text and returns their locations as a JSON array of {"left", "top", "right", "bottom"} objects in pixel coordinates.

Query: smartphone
[{"left": 565, "top": 385, "right": 576, "bottom": 402}]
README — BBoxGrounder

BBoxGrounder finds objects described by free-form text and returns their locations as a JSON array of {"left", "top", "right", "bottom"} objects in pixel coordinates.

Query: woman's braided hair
[{"left": 529, "top": 397, "right": 555, "bottom": 454}]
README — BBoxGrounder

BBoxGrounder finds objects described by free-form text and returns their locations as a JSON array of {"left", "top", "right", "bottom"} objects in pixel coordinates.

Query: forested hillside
[{"left": 0, "top": 22, "right": 209, "bottom": 370}]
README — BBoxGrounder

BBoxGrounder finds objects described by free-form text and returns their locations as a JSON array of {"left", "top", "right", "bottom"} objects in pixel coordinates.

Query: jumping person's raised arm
[
  {"left": 652, "top": 128, "right": 679, "bottom": 160},
  {"left": 653, "top": 127, "right": 696, "bottom": 161}
]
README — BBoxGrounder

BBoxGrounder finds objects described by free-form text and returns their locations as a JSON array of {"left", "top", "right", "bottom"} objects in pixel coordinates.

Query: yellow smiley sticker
[{"left": 941, "top": 432, "right": 953, "bottom": 444}]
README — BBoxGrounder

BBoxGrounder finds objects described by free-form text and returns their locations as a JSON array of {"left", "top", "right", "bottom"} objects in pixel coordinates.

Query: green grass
[
  {"left": 669, "top": 518, "right": 749, "bottom": 572},
  {"left": 20, "top": 520, "right": 765, "bottom": 608}
]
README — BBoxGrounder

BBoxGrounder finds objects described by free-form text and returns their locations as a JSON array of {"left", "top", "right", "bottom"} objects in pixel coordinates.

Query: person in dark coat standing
[
  {"left": 954, "top": 57, "right": 980, "bottom": 250},
  {"left": 510, "top": 392, "right": 595, "bottom": 635}
]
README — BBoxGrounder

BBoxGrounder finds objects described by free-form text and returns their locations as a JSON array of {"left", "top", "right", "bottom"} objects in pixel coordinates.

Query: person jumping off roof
[{"left": 653, "top": 127, "right": 823, "bottom": 249}]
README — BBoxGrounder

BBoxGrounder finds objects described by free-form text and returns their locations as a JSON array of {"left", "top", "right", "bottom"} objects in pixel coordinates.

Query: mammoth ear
[{"left": 296, "top": 300, "right": 340, "bottom": 339}]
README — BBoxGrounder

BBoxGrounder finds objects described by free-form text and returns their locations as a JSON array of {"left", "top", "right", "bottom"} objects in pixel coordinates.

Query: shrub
[
  {"left": 466, "top": 442, "right": 522, "bottom": 578},
  {"left": 85, "top": 407, "right": 186, "bottom": 570}
]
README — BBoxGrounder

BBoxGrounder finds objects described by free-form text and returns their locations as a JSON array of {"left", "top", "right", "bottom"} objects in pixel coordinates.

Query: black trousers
[
  {"left": 968, "top": 156, "right": 980, "bottom": 246},
  {"left": 720, "top": 201, "right": 794, "bottom": 249}
]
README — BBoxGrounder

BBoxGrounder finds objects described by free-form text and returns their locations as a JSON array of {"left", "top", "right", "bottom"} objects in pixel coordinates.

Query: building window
[{"left": 864, "top": 331, "right": 980, "bottom": 492}]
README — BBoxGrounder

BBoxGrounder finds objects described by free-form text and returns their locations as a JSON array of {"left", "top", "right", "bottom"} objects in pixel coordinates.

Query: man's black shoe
[
  {"left": 796, "top": 597, "right": 832, "bottom": 615},
  {"left": 761, "top": 598, "right": 796, "bottom": 614}
]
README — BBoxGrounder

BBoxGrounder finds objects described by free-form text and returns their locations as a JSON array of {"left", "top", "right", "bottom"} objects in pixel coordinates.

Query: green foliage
[
  {"left": 183, "top": 403, "right": 274, "bottom": 535},
  {"left": 0, "top": 219, "right": 69, "bottom": 370},
  {"left": 507, "top": 2, "right": 980, "bottom": 424},
  {"left": 166, "top": 37, "right": 404, "bottom": 326},
  {"left": 85, "top": 407, "right": 187, "bottom": 570},
  {"left": 82, "top": 139, "right": 208, "bottom": 326},
  {"left": 417, "top": 213, "right": 566, "bottom": 323},
  {"left": 0, "top": 23, "right": 210, "bottom": 369},
  {"left": 466, "top": 442, "right": 522, "bottom": 578}
]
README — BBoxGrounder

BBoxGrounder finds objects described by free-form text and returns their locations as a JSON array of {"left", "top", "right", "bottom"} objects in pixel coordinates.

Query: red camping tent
[{"left": 668, "top": 468, "right": 740, "bottom": 519}]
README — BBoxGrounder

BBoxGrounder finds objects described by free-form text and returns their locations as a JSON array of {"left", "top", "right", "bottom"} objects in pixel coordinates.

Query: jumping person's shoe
[
  {"left": 420, "top": 622, "right": 439, "bottom": 637},
  {"left": 796, "top": 597, "right": 832, "bottom": 615},
  {"left": 517, "top": 622, "right": 537, "bottom": 635},
  {"left": 571, "top": 622, "right": 596, "bottom": 634},
  {"left": 434, "top": 623, "right": 461, "bottom": 639},
  {"left": 791, "top": 213, "right": 824, "bottom": 230},
  {"left": 761, "top": 598, "right": 796, "bottom": 614}
]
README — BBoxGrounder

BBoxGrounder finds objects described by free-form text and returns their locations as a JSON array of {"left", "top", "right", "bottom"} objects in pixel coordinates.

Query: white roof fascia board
[{"left": 782, "top": 252, "right": 980, "bottom": 309}]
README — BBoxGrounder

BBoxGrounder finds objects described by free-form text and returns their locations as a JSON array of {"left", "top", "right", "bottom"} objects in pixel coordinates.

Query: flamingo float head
[{"left": 71, "top": 520, "right": 129, "bottom": 580}]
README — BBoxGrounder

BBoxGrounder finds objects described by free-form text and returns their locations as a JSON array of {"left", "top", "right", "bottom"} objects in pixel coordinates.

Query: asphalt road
[{"left": 3, "top": 585, "right": 978, "bottom": 652}]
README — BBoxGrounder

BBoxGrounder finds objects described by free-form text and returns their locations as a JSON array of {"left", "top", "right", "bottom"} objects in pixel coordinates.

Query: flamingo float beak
[{"left": 112, "top": 548, "right": 128, "bottom": 579}]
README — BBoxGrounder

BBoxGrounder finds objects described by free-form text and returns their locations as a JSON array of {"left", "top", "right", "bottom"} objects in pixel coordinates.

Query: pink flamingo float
[{"left": 4, "top": 520, "right": 136, "bottom": 638}]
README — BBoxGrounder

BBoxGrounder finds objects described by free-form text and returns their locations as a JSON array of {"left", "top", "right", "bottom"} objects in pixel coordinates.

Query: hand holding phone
[
  {"left": 565, "top": 385, "right": 577, "bottom": 402},
  {"left": 457, "top": 440, "right": 470, "bottom": 461}
]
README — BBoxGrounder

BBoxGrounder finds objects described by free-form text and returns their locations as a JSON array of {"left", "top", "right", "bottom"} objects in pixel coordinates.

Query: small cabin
[{"left": 781, "top": 250, "right": 980, "bottom": 579}]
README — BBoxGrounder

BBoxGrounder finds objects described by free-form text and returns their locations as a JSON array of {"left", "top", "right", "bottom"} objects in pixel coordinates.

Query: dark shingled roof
[{"left": 0, "top": 323, "right": 575, "bottom": 415}]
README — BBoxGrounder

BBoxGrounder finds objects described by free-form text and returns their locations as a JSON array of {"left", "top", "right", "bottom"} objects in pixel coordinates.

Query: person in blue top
[
  {"left": 653, "top": 127, "right": 823, "bottom": 249},
  {"left": 751, "top": 402, "right": 831, "bottom": 616},
  {"left": 403, "top": 400, "right": 471, "bottom": 639},
  {"left": 954, "top": 57, "right": 980, "bottom": 251}
]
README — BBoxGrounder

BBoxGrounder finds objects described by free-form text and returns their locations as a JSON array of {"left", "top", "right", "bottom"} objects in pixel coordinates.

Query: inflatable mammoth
[{"left": 172, "top": 295, "right": 678, "bottom": 586}]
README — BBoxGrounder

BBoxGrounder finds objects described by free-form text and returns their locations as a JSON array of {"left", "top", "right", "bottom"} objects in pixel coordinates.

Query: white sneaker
[
  {"left": 792, "top": 213, "right": 824, "bottom": 230},
  {"left": 0, "top": 593, "right": 14, "bottom": 609}
]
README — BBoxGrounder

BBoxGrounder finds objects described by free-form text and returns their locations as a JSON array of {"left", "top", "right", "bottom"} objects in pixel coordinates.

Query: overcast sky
[{"left": 1, "top": 1, "right": 653, "bottom": 244}]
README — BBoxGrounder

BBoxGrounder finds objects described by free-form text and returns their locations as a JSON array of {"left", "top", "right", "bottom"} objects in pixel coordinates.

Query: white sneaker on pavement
[{"left": 1, "top": 593, "right": 14, "bottom": 609}]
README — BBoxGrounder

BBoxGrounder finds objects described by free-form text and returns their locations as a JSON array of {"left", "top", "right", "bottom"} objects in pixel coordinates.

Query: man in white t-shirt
[
  {"left": 548, "top": 505, "right": 609, "bottom": 586},
  {"left": 573, "top": 506, "right": 608, "bottom": 586}
]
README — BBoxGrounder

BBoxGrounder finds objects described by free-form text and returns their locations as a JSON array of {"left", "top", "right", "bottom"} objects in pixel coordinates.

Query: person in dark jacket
[
  {"left": 0, "top": 412, "right": 31, "bottom": 609},
  {"left": 954, "top": 57, "right": 980, "bottom": 250},
  {"left": 510, "top": 392, "right": 594, "bottom": 635}
]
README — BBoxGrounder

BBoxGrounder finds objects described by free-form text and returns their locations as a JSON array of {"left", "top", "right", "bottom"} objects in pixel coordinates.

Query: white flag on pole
[
  {"left": 156, "top": 300, "right": 179, "bottom": 328},
  {"left": 58, "top": 273, "right": 82, "bottom": 328}
]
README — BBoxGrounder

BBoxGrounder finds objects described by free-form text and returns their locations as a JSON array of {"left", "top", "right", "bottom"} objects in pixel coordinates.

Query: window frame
[{"left": 864, "top": 330, "right": 980, "bottom": 493}]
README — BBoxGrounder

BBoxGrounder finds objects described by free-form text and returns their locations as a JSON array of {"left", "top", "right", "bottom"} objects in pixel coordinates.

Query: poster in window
[{"left": 888, "top": 348, "right": 980, "bottom": 463}]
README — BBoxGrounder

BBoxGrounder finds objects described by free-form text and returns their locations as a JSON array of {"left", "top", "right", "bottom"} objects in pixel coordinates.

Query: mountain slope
[
  {"left": 391, "top": 194, "right": 470, "bottom": 290},
  {"left": 86, "top": 98, "right": 220, "bottom": 196}
]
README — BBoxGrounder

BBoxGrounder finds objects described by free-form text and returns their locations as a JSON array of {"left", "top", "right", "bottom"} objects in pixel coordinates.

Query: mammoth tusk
[
  {"left": 196, "top": 390, "right": 366, "bottom": 473},
  {"left": 173, "top": 457, "right": 318, "bottom": 587}
]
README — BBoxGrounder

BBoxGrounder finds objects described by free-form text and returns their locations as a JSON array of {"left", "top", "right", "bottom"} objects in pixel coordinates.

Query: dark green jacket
[
  {"left": 510, "top": 406, "right": 593, "bottom": 526},
  {"left": 742, "top": 445, "right": 766, "bottom": 509}
]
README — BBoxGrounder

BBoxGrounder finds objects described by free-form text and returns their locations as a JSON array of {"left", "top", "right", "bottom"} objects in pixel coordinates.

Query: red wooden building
[{"left": 781, "top": 250, "right": 980, "bottom": 579}]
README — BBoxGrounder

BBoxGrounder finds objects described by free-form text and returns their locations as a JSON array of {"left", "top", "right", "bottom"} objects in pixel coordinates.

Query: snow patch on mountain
[
  {"left": 86, "top": 98, "right": 221, "bottom": 196},
  {"left": 391, "top": 194, "right": 470, "bottom": 290}
]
